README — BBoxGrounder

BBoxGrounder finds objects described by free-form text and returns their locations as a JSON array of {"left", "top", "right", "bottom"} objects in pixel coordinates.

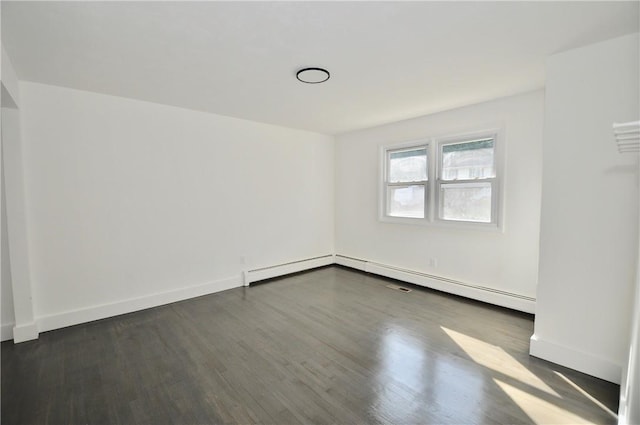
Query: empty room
[{"left": 1, "top": 1, "right": 639, "bottom": 424}]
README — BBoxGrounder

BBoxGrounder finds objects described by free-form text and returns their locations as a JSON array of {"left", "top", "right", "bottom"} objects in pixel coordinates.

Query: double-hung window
[
  {"left": 437, "top": 137, "right": 497, "bottom": 224},
  {"left": 381, "top": 131, "right": 501, "bottom": 228},
  {"left": 385, "top": 145, "right": 428, "bottom": 219}
]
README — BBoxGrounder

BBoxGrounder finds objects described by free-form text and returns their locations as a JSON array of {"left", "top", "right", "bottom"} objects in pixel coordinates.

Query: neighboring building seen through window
[
  {"left": 386, "top": 147, "right": 428, "bottom": 218},
  {"left": 438, "top": 138, "right": 496, "bottom": 223}
]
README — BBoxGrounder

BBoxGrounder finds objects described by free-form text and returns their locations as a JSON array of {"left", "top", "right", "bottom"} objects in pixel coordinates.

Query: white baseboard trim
[
  {"left": 5, "top": 254, "right": 533, "bottom": 343},
  {"left": 335, "top": 254, "right": 535, "bottom": 314},
  {"left": 1, "top": 322, "right": 15, "bottom": 342},
  {"left": 530, "top": 334, "right": 621, "bottom": 384},
  {"left": 13, "top": 321, "right": 39, "bottom": 343},
  {"left": 334, "top": 254, "right": 367, "bottom": 272},
  {"left": 245, "top": 254, "right": 335, "bottom": 284},
  {"left": 5, "top": 255, "right": 335, "bottom": 342},
  {"left": 37, "top": 275, "right": 242, "bottom": 335}
]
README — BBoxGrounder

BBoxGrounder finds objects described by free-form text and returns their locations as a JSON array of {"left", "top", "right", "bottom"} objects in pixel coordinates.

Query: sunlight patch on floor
[
  {"left": 554, "top": 371, "right": 617, "bottom": 420},
  {"left": 494, "top": 379, "right": 594, "bottom": 424},
  {"left": 441, "top": 326, "right": 559, "bottom": 397}
]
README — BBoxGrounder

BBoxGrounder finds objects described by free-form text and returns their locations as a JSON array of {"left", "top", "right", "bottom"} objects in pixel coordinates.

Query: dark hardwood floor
[{"left": 2, "top": 266, "right": 620, "bottom": 424}]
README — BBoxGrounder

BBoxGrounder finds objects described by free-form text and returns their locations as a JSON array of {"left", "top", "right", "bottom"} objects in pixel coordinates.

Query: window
[
  {"left": 437, "top": 137, "right": 497, "bottom": 224},
  {"left": 381, "top": 131, "right": 501, "bottom": 228},
  {"left": 384, "top": 146, "right": 428, "bottom": 218}
]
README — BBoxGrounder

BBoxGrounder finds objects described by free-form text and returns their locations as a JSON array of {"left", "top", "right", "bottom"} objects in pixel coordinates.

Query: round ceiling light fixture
[{"left": 296, "top": 67, "right": 330, "bottom": 84}]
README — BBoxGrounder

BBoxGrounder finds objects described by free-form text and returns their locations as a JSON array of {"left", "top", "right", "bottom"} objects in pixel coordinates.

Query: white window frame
[
  {"left": 382, "top": 142, "right": 429, "bottom": 220},
  {"left": 379, "top": 128, "right": 504, "bottom": 231}
]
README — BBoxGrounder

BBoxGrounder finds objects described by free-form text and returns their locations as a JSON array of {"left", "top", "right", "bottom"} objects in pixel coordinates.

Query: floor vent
[{"left": 386, "top": 284, "right": 412, "bottom": 293}]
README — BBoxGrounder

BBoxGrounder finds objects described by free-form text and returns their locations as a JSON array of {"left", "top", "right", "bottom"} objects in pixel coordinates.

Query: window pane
[
  {"left": 388, "top": 185, "right": 425, "bottom": 218},
  {"left": 389, "top": 148, "right": 427, "bottom": 183},
  {"left": 441, "top": 138, "right": 495, "bottom": 180},
  {"left": 440, "top": 182, "right": 492, "bottom": 223}
]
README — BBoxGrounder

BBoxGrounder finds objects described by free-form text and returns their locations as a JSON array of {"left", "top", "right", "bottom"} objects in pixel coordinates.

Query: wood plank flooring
[{"left": 2, "top": 266, "right": 620, "bottom": 424}]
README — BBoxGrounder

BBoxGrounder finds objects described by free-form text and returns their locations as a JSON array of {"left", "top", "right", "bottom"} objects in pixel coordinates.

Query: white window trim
[
  {"left": 379, "top": 128, "right": 505, "bottom": 232},
  {"left": 384, "top": 142, "right": 429, "bottom": 219},
  {"left": 379, "top": 138, "right": 431, "bottom": 223}
]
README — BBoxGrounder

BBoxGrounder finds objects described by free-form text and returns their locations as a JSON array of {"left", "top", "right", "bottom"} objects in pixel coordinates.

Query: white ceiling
[{"left": 2, "top": 1, "right": 639, "bottom": 135}]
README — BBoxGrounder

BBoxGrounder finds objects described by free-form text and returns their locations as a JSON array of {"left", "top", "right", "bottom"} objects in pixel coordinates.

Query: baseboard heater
[
  {"left": 335, "top": 254, "right": 536, "bottom": 314},
  {"left": 243, "top": 254, "right": 335, "bottom": 285},
  {"left": 242, "top": 254, "right": 534, "bottom": 313}
]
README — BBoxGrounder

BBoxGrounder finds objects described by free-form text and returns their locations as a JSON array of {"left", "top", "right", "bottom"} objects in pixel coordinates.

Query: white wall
[
  {"left": 620, "top": 201, "right": 640, "bottom": 424},
  {"left": 1, "top": 166, "right": 15, "bottom": 337},
  {"left": 532, "top": 33, "right": 640, "bottom": 384},
  {"left": 335, "top": 90, "right": 544, "bottom": 306},
  {"left": 0, "top": 45, "right": 19, "bottom": 339},
  {"left": 1, "top": 44, "right": 20, "bottom": 339},
  {"left": 18, "top": 82, "right": 334, "bottom": 329},
  {"left": 2, "top": 44, "right": 39, "bottom": 342},
  {"left": 1, "top": 45, "right": 20, "bottom": 107}
]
